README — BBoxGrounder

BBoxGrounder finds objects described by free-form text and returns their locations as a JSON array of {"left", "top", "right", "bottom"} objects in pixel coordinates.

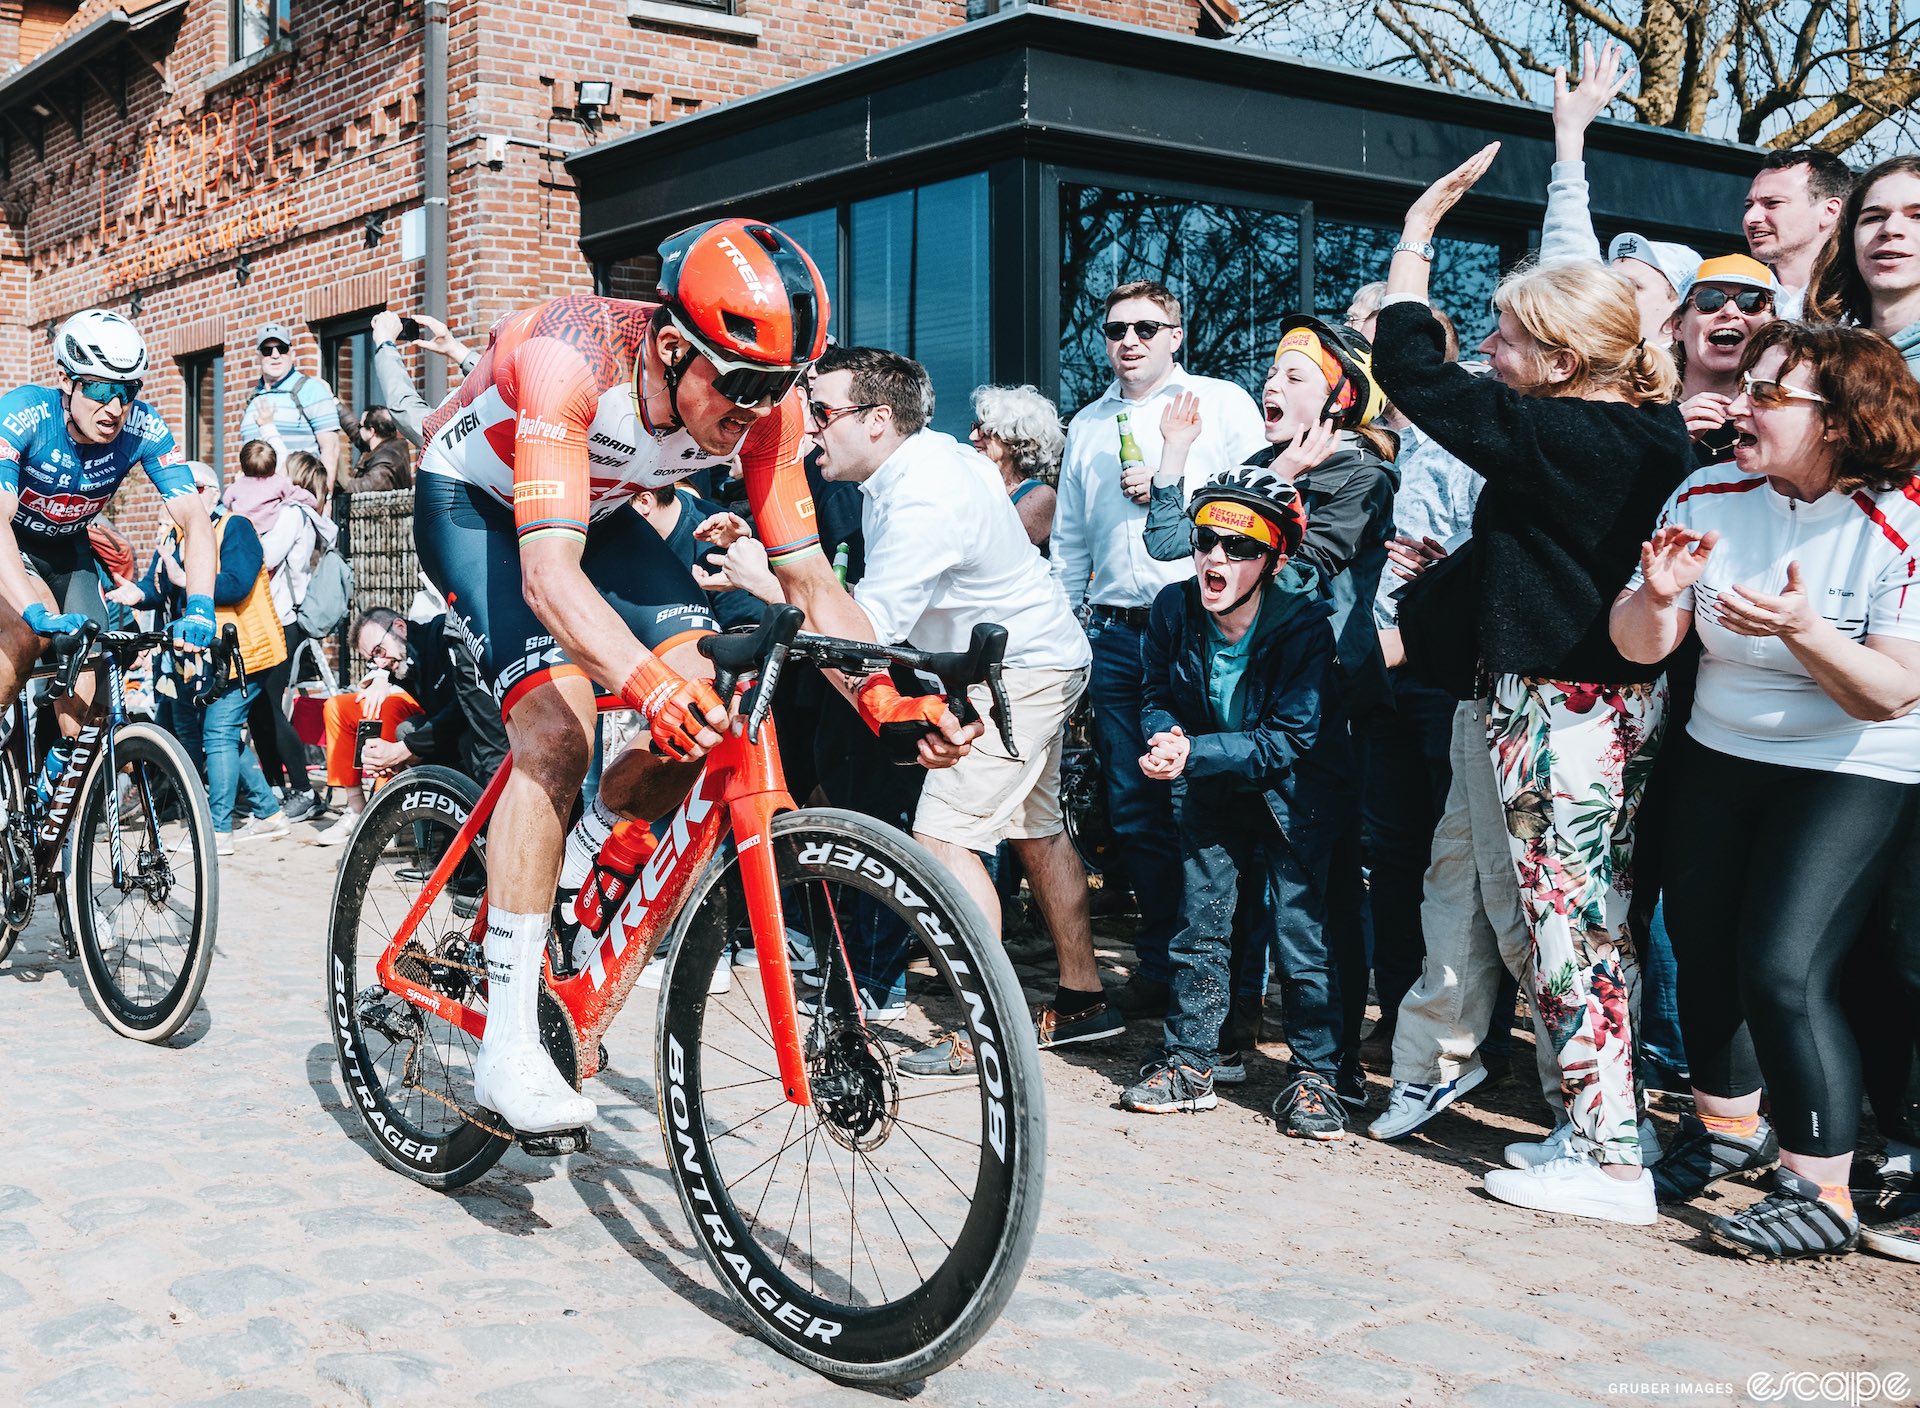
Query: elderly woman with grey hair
[{"left": 970, "top": 383, "right": 1064, "bottom": 552}]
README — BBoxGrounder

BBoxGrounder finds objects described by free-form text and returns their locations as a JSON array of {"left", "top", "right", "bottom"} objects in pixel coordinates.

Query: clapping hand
[
  {"left": 1638, "top": 526, "right": 1718, "bottom": 604},
  {"left": 1160, "top": 392, "right": 1203, "bottom": 453},
  {"left": 1718, "top": 561, "right": 1817, "bottom": 640},
  {"left": 1139, "top": 727, "right": 1190, "bottom": 780},
  {"left": 1404, "top": 142, "right": 1500, "bottom": 243}
]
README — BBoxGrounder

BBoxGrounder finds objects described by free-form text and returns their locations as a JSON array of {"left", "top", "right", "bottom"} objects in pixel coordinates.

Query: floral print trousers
[{"left": 1487, "top": 675, "right": 1665, "bottom": 1166}]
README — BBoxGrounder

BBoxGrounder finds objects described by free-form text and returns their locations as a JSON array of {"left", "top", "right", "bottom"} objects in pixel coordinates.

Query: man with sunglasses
[
  {"left": 240, "top": 322, "right": 346, "bottom": 493},
  {"left": 412, "top": 219, "right": 974, "bottom": 1135},
  {"left": 1052, "top": 279, "right": 1266, "bottom": 1021},
  {"left": 0, "top": 309, "right": 214, "bottom": 757}
]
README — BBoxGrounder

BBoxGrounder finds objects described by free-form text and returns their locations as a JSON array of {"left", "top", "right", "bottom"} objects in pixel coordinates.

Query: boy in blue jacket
[{"left": 1124, "top": 467, "right": 1356, "bottom": 1137}]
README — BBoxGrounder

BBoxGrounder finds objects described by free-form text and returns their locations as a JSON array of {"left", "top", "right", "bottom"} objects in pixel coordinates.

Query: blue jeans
[
  {"left": 203, "top": 682, "right": 280, "bottom": 833},
  {"left": 1639, "top": 898, "right": 1689, "bottom": 1082},
  {"left": 1084, "top": 610, "right": 1177, "bottom": 983}
]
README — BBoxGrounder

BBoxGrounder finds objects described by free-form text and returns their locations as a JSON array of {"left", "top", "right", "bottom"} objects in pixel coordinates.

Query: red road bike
[{"left": 326, "top": 607, "right": 1045, "bottom": 1384}]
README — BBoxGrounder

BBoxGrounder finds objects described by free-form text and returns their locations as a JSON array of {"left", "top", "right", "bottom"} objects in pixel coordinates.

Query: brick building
[{"left": 0, "top": 0, "right": 1234, "bottom": 546}]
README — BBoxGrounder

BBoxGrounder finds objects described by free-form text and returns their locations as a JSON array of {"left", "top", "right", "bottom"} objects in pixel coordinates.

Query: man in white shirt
[
  {"left": 1743, "top": 150, "right": 1853, "bottom": 319},
  {"left": 804, "top": 346, "right": 1111, "bottom": 1045},
  {"left": 1051, "top": 280, "right": 1266, "bottom": 1017}
]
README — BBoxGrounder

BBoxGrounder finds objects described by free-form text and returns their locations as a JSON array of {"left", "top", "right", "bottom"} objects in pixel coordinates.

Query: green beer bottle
[{"left": 1116, "top": 410, "right": 1146, "bottom": 476}]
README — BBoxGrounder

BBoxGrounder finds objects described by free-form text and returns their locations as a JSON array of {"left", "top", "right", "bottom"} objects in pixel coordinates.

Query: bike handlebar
[
  {"left": 699, "top": 604, "right": 1018, "bottom": 756},
  {"left": 38, "top": 620, "right": 244, "bottom": 705}
]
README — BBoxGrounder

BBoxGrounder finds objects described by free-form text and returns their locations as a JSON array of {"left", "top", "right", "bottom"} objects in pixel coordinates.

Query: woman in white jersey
[{"left": 1611, "top": 322, "right": 1920, "bottom": 1261}]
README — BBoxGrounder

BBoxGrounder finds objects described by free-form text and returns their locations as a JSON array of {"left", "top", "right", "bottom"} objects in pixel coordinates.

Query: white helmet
[{"left": 55, "top": 309, "right": 149, "bottom": 381}]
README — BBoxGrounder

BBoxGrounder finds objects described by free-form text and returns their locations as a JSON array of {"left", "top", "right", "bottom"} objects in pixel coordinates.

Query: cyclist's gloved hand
[
  {"left": 856, "top": 674, "right": 954, "bottom": 765},
  {"left": 623, "top": 656, "right": 728, "bottom": 761},
  {"left": 21, "top": 602, "right": 89, "bottom": 637},
  {"left": 169, "top": 594, "right": 217, "bottom": 652}
]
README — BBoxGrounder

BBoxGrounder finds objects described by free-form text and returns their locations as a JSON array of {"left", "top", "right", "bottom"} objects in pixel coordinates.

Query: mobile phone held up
[{"left": 397, "top": 316, "right": 423, "bottom": 343}]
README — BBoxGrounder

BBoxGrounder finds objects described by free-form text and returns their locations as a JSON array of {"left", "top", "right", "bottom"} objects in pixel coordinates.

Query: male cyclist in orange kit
[{"left": 413, "top": 219, "right": 975, "bottom": 1133}]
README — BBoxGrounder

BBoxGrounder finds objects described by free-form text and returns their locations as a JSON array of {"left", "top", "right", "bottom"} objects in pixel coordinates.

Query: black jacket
[
  {"left": 1371, "top": 300, "right": 1692, "bottom": 685},
  {"left": 1142, "top": 577, "right": 1352, "bottom": 881},
  {"left": 390, "top": 614, "right": 466, "bottom": 768}
]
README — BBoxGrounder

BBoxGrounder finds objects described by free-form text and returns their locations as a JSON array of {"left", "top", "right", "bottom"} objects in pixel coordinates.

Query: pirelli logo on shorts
[{"left": 514, "top": 480, "right": 568, "bottom": 504}]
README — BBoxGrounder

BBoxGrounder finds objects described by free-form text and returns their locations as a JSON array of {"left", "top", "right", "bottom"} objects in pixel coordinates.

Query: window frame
[
  {"left": 230, "top": 0, "right": 291, "bottom": 63},
  {"left": 178, "top": 348, "right": 226, "bottom": 473}
]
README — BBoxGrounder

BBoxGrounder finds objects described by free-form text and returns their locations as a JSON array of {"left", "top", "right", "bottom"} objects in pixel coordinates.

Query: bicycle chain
[{"left": 400, "top": 1039, "right": 513, "bottom": 1140}]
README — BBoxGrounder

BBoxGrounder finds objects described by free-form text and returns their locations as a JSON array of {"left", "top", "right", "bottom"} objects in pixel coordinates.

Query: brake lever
[
  {"left": 985, "top": 661, "right": 1018, "bottom": 758},
  {"left": 52, "top": 624, "right": 100, "bottom": 697},
  {"left": 746, "top": 640, "right": 788, "bottom": 743}
]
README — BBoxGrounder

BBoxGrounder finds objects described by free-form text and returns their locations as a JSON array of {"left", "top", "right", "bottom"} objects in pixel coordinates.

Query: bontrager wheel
[
  {"left": 655, "top": 808, "right": 1045, "bottom": 1385},
  {"left": 327, "top": 766, "right": 577, "bottom": 1190},
  {"left": 67, "top": 722, "right": 217, "bottom": 1041}
]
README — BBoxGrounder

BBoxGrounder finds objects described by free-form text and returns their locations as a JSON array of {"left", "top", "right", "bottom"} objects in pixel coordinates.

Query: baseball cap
[
  {"left": 256, "top": 321, "right": 295, "bottom": 351},
  {"left": 1607, "top": 234, "right": 1704, "bottom": 301},
  {"left": 1689, "top": 253, "right": 1776, "bottom": 294},
  {"left": 186, "top": 460, "right": 220, "bottom": 490}
]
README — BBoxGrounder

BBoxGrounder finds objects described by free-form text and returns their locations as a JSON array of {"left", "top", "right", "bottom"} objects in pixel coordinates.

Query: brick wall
[{"left": 0, "top": 0, "right": 1207, "bottom": 550}]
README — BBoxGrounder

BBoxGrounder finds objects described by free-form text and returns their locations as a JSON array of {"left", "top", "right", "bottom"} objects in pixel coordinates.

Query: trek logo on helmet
[{"left": 714, "top": 236, "right": 772, "bottom": 309}]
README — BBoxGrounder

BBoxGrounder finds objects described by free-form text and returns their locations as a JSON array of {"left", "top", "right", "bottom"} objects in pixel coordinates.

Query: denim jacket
[{"left": 1141, "top": 575, "right": 1353, "bottom": 884}]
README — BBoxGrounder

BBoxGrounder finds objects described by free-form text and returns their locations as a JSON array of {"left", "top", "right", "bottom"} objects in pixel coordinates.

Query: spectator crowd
[{"left": 58, "top": 45, "right": 1920, "bottom": 1268}]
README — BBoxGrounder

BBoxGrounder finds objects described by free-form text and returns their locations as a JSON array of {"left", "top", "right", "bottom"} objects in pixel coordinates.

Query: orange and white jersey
[{"left": 419, "top": 295, "right": 818, "bottom": 563}]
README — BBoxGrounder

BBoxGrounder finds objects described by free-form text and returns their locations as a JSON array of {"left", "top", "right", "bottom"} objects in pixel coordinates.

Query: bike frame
[
  {"left": 374, "top": 697, "right": 817, "bottom": 1106},
  {"left": 10, "top": 654, "right": 130, "bottom": 883}
]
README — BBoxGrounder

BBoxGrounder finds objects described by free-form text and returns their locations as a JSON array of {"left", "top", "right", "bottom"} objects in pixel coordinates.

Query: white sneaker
[
  {"left": 214, "top": 831, "right": 235, "bottom": 857},
  {"left": 1508, "top": 1119, "right": 1665, "bottom": 1170},
  {"left": 235, "top": 813, "right": 290, "bottom": 844},
  {"left": 472, "top": 1041, "right": 596, "bottom": 1134},
  {"left": 1505, "top": 1121, "right": 1575, "bottom": 1170},
  {"left": 1366, "top": 1063, "right": 1487, "bottom": 1141},
  {"left": 312, "top": 810, "right": 361, "bottom": 847},
  {"left": 1483, "top": 1152, "right": 1657, "bottom": 1225},
  {"left": 640, "top": 951, "right": 732, "bottom": 994}
]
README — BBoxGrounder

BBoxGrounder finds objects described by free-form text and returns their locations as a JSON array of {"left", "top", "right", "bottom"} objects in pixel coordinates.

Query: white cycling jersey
[{"left": 1631, "top": 467, "right": 1920, "bottom": 782}]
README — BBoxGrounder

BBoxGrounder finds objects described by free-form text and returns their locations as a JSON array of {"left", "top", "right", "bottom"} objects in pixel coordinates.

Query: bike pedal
[{"left": 517, "top": 1128, "right": 590, "bottom": 1158}]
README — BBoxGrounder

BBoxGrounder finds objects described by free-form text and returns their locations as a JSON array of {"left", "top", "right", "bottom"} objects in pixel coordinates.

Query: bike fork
[{"left": 731, "top": 793, "right": 813, "bottom": 1108}]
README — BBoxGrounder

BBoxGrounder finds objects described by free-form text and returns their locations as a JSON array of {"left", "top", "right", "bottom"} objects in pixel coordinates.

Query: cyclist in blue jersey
[{"left": 0, "top": 309, "right": 216, "bottom": 742}]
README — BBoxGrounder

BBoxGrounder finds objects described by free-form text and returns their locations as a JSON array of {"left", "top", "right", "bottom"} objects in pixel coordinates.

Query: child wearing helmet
[{"left": 1122, "top": 467, "right": 1356, "bottom": 1133}]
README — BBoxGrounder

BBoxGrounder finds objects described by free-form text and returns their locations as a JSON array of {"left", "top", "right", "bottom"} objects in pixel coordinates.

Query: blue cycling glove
[
  {"left": 169, "top": 594, "right": 217, "bottom": 651},
  {"left": 22, "top": 602, "right": 88, "bottom": 637}
]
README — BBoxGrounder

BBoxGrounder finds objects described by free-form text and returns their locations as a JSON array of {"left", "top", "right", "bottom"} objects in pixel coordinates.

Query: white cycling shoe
[{"left": 473, "top": 1041, "right": 595, "bottom": 1134}]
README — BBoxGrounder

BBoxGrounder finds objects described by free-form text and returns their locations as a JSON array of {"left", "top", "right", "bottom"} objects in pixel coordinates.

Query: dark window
[
  {"left": 669, "top": 0, "right": 737, "bottom": 10},
  {"left": 846, "top": 173, "right": 991, "bottom": 439},
  {"left": 319, "top": 316, "right": 387, "bottom": 426},
  {"left": 180, "top": 350, "right": 225, "bottom": 472},
  {"left": 1313, "top": 219, "right": 1503, "bottom": 347},
  {"left": 1058, "top": 184, "right": 1302, "bottom": 416},
  {"left": 231, "top": 0, "right": 290, "bottom": 61},
  {"left": 775, "top": 207, "right": 842, "bottom": 340}
]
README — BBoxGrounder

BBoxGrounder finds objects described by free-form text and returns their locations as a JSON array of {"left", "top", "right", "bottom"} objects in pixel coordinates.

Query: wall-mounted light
[
  {"left": 574, "top": 79, "right": 613, "bottom": 135},
  {"left": 29, "top": 101, "right": 51, "bottom": 119},
  {"left": 235, "top": 252, "right": 252, "bottom": 286},
  {"left": 129, "top": 289, "right": 143, "bottom": 317},
  {"left": 364, "top": 210, "right": 387, "bottom": 249}
]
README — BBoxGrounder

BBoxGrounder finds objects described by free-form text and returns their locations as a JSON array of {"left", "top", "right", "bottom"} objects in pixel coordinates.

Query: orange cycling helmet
[{"left": 654, "top": 218, "right": 831, "bottom": 409}]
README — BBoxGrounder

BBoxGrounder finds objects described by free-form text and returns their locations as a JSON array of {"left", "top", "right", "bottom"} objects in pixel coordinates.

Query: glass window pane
[
  {"left": 849, "top": 174, "right": 989, "bottom": 439},
  {"left": 775, "top": 207, "right": 840, "bottom": 335},
  {"left": 1313, "top": 219, "right": 1503, "bottom": 347},
  {"left": 1058, "top": 186, "right": 1300, "bottom": 416}
]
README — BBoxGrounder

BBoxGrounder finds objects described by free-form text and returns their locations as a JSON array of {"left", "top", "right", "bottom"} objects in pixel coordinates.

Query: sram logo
[{"left": 665, "top": 1034, "right": 843, "bottom": 1345}]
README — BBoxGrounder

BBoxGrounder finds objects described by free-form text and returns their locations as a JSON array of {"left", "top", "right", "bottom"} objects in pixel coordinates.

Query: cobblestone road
[{"left": 0, "top": 834, "right": 1910, "bottom": 1406}]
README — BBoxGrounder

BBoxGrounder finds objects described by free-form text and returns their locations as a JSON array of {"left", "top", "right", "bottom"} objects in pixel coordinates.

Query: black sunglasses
[
  {"left": 1689, "top": 286, "right": 1773, "bottom": 315},
  {"left": 259, "top": 342, "right": 291, "bottom": 356},
  {"left": 711, "top": 364, "right": 806, "bottom": 409},
  {"left": 1101, "top": 319, "right": 1178, "bottom": 342},
  {"left": 1191, "top": 526, "right": 1272, "bottom": 560}
]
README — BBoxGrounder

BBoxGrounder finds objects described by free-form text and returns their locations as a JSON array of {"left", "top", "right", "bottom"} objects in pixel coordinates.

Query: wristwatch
[{"left": 1394, "top": 238, "right": 1436, "bottom": 261}]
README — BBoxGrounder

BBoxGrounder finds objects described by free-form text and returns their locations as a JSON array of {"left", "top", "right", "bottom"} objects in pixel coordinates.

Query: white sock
[
  {"left": 1882, "top": 1138, "right": 1919, "bottom": 1178},
  {"left": 481, "top": 908, "right": 551, "bottom": 1048},
  {"left": 559, "top": 795, "right": 620, "bottom": 891}
]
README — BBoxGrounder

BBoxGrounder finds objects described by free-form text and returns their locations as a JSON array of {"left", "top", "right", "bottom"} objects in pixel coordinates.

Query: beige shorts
[{"left": 913, "top": 665, "right": 1089, "bottom": 853}]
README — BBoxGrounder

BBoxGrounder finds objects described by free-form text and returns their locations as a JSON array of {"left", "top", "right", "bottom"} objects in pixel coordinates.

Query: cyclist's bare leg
[
  {"left": 0, "top": 578, "right": 95, "bottom": 738},
  {"left": 588, "top": 637, "right": 718, "bottom": 824},
  {"left": 473, "top": 671, "right": 598, "bottom": 1133}
]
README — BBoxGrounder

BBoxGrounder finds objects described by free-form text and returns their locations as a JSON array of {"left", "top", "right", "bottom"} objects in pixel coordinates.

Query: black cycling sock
[{"left": 1052, "top": 984, "right": 1102, "bottom": 1015}]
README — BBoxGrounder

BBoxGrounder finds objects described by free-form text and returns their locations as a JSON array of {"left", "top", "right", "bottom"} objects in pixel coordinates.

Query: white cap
[
  {"left": 1607, "top": 233, "right": 1705, "bottom": 301},
  {"left": 186, "top": 460, "right": 220, "bottom": 490}
]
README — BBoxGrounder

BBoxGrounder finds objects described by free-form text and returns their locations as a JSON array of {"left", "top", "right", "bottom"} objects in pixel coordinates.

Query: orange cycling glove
[
  {"left": 855, "top": 674, "right": 948, "bottom": 734},
  {"left": 622, "top": 657, "right": 728, "bottom": 761}
]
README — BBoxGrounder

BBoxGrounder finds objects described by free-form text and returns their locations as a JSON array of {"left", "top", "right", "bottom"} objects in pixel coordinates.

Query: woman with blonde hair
[
  {"left": 1362, "top": 144, "right": 1693, "bottom": 1227},
  {"left": 285, "top": 450, "right": 331, "bottom": 516},
  {"left": 969, "top": 384, "right": 1063, "bottom": 551}
]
